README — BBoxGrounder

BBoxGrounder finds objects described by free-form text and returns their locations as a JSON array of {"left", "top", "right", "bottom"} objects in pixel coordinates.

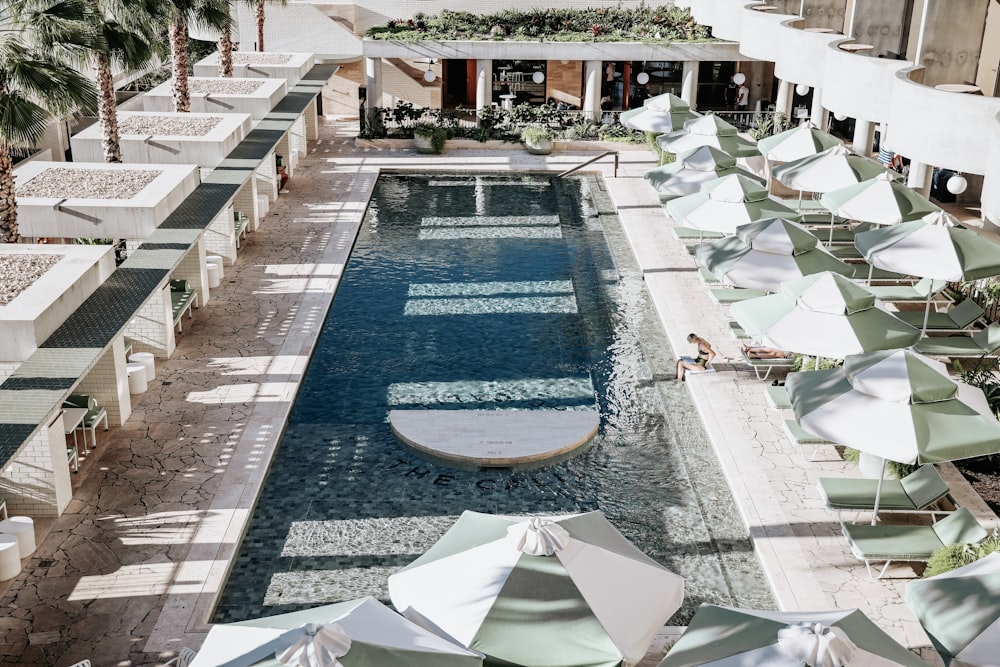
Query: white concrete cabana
[
  {"left": 142, "top": 77, "right": 287, "bottom": 121},
  {"left": 0, "top": 244, "right": 126, "bottom": 517},
  {"left": 70, "top": 112, "right": 258, "bottom": 264},
  {"left": 194, "top": 51, "right": 315, "bottom": 88}
]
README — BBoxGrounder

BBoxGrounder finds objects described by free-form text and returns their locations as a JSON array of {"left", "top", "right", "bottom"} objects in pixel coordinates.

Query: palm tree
[
  {"left": 0, "top": 0, "right": 99, "bottom": 243},
  {"left": 216, "top": 1, "right": 234, "bottom": 77},
  {"left": 250, "top": 0, "right": 286, "bottom": 52},
  {"left": 158, "top": 0, "right": 231, "bottom": 112},
  {"left": 85, "top": 0, "right": 162, "bottom": 162}
]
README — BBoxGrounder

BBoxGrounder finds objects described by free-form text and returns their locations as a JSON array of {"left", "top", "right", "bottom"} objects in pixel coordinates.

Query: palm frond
[{"left": 0, "top": 91, "right": 53, "bottom": 148}]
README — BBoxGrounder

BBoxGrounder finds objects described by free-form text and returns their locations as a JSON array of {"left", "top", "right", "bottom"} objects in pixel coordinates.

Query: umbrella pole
[
  {"left": 828, "top": 212, "right": 835, "bottom": 246},
  {"left": 798, "top": 190, "right": 803, "bottom": 212},
  {"left": 814, "top": 355, "right": 820, "bottom": 371},
  {"left": 871, "top": 457, "right": 887, "bottom": 525},
  {"left": 866, "top": 263, "right": 874, "bottom": 286},
  {"left": 921, "top": 290, "right": 933, "bottom": 336}
]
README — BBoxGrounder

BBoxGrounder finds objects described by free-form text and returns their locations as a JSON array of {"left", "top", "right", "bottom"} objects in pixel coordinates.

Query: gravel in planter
[
  {"left": 0, "top": 254, "right": 61, "bottom": 306},
  {"left": 18, "top": 167, "right": 162, "bottom": 199},
  {"left": 233, "top": 53, "right": 294, "bottom": 64},
  {"left": 189, "top": 79, "right": 264, "bottom": 95},
  {"left": 119, "top": 115, "right": 224, "bottom": 137}
]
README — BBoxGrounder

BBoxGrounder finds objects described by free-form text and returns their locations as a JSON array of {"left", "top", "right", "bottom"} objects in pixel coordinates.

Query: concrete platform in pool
[{"left": 389, "top": 409, "right": 600, "bottom": 467}]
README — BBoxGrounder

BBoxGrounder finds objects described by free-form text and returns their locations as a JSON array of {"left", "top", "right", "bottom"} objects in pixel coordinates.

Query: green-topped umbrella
[
  {"left": 905, "top": 551, "right": 1000, "bottom": 667},
  {"left": 855, "top": 211, "right": 1000, "bottom": 331},
  {"left": 773, "top": 145, "right": 894, "bottom": 209},
  {"left": 188, "top": 597, "right": 484, "bottom": 667},
  {"left": 388, "top": 510, "right": 684, "bottom": 667},
  {"left": 658, "top": 605, "right": 929, "bottom": 667},
  {"left": 695, "top": 218, "right": 855, "bottom": 291},
  {"left": 820, "top": 172, "right": 942, "bottom": 225},
  {"left": 645, "top": 145, "right": 763, "bottom": 202},
  {"left": 620, "top": 92, "right": 698, "bottom": 134},
  {"left": 787, "top": 349, "right": 1000, "bottom": 523},
  {"left": 664, "top": 174, "right": 801, "bottom": 234},
  {"left": 757, "top": 122, "right": 844, "bottom": 163},
  {"left": 730, "top": 272, "right": 920, "bottom": 359},
  {"left": 656, "top": 114, "right": 761, "bottom": 159}
]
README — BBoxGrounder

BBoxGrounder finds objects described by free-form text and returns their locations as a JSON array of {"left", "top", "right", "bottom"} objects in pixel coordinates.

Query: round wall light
[
  {"left": 636, "top": 72, "right": 649, "bottom": 85},
  {"left": 947, "top": 174, "right": 968, "bottom": 195},
  {"left": 733, "top": 72, "right": 746, "bottom": 85},
  {"left": 795, "top": 83, "right": 810, "bottom": 96},
  {"left": 532, "top": 71, "right": 545, "bottom": 84},
  {"left": 423, "top": 69, "right": 436, "bottom": 83},
  {"left": 833, "top": 112, "right": 847, "bottom": 121}
]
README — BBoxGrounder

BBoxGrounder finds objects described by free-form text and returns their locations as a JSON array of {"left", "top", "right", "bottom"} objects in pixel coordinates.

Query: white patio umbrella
[
  {"left": 656, "top": 114, "right": 764, "bottom": 176},
  {"left": 905, "top": 551, "right": 1000, "bottom": 667},
  {"left": 388, "top": 510, "right": 684, "bottom": 667},
  {"left": 772, "top": 145, "right": 894, "bottom": 220},
  {"left": 787, "top": 349, "right": 1000, "bottom": 524},
  {"left": 658, "top": 605, "right": 929, "bottom": 667},
  {"left": 644, "top": 145, "right": 763, "bottom": 202},
  {"left": 619, "top": 92, "right": 699, "bottom": 134},
  {"left": 188, "top": 597, "right": 484, "bottom": 667},
  {"left": 756, "top": 122, "right": 844, "bottom": 163},
  {"left": 664, "top": 173, "right": 801, "bottom": 235},
  {"left": 694, "top": 218, "right": 855, "bottom": 291},
  {"left": 820, "top": 172, "right": 942, "bottom": 226},
  {"left": 729, "top": 271, "right": 920, "bottom": 362},
  {"left": 854, "top": 210, "right": 1000, "bottom": 332}
]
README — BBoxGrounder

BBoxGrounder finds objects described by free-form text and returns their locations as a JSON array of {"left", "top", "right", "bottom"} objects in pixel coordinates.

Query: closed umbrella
[
  {"left": 656, "top": 115, "right": 762, "bottom": 176},
  {"left": 388, "top": 510, "right": 684, "bottom": 667},
  {"left": 695, "top": 218, "right": 855, "bottom": 291},
  {"left": 855, "top": 211, "right": 1000, "bottom": 331},
  {"left": 787, "top": 349, "right": 1000, "bottom": 523},
  {"left": 645, "top": 145, "right": 763, "bottom": 202},
  {"left": 664, "top": 174, "right": 801, "bottom": 235},
  {"left": 730, "top": 272, "right": 920, "bottom": 360},
  {"left": 658, "top": 605, "right": 929, "bottom": 667},
  {"left": 620, "top": 92, "right": 698, "bottom": 134},
  {"left": 820, "top": 172, "right": 942, "bottom": 225},
  {"left": 757, "top": 122, "right": 844, "bottom": 163},
  {"left": 188, "top": 597, "right": 484, "bottom": 667},
  {"left": 905, "top": 551, "right": 1000, "bottom": 667}
]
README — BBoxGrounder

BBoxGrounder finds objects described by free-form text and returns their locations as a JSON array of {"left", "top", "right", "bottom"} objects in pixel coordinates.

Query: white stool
[
  {"left": 257, "top": 194, "right": 270, "bottom": 219},
  {"left": 206, "top": 256, "right": 223, "bottom": 289},
  {"left": 0, "top": 535, "right": 20, "bottom": 580},
  {"left": 127, "top": 362, "right": 148, "bottom": 394},
  {"left": 0, "top": 516, "right": 35, "bottom": 558},
  {"left": 128, "top": 352, "right": 156, "bottom": 381}
]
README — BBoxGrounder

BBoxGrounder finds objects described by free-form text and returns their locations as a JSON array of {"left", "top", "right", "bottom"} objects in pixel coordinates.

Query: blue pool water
[{"left": 212, "top": 174, "right": 772, "bottom": 624}]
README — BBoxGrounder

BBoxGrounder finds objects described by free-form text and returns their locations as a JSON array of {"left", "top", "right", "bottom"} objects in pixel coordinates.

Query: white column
[
  {"left": 907, "top": 161, "right": 932, "bottom": 197},
  {"left": 476, "top": 59, "right": 492, "bottom": 117},
  {"left": 583, "top": 60, "right": 602, "bottom": 121},
  {"left": 774, "top": 79, "right": 793, "bottom": 117},
  {"left": 365, "top": 57, "right": 383, "bottom": 108},
  {"left": 681, "top": 61, "right": 700, "bottom": 110},
  {"left": 852, "top": 119, "right": 875, "bottom": 156},
  {"left": 809, "top": 88, "right": 828, "bottom": 130}
]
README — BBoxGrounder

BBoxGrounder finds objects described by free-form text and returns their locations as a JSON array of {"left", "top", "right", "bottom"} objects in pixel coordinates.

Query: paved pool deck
[{"left": 0, "top": 118, "right": 993, "bottom": 666}]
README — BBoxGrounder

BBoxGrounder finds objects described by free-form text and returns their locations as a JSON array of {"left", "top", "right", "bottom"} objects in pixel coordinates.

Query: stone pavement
[{"left": 0, "top": 118, "right": 993, "bottom": 666}]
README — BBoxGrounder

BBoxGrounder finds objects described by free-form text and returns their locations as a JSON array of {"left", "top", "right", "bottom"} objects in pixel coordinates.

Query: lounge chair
[
  {"left": 896, "top": 299, "right": 985, "bottom": 331},
  {"left": 764, "top": 384, "right": 791, "bottom": 411},
  {"left": 843, "top": 506, "right": 988, "bottom": 578},
  {"left": 710, "top": 287, "right": 769, "bottom": 305},
  {"left": 62, "top": 394, "right": 108, "bottom": 454},
  {"left": 164, "top": 648, "right": 197, "bottom": 667},
  {"left": 671, "top": 227, "right": 724, "bottom": 243},
  {"left": 782, "top": 419, "right": 837, "bottom": 462},
  {"left": 850, "top": 264, "right": 908, "bottom": 283},
  {"left": 728, "top": 321, "right": 749, "bottom": 341},
  {"left": 170, "top": 279, "right": 198, "bottom": 332},
  {"left": 867, "top": 278, "right": 948, "bottom": 303},
  {"left": 698, "top": 267, "right": 722, "bottom": 285},
  {"left": 818, "top": 464, "right": 953, "bottom": 525},
  {"left": 741, "top": 349, "right": 795, "bottom": 380},
  {"left": 913, "top": 323, "right": 1000, "bottom": 358},
  {"left": 234, "top": 211, "right": 250, "bottom": 248}
]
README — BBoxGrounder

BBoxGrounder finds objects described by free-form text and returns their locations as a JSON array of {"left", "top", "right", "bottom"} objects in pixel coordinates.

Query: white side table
[{"left": 127, "top": 362, "right": 148, "bottom": 394}]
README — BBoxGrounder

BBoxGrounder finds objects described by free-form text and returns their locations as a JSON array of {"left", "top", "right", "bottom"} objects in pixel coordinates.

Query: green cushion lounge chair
[
  {"left": 741, "top": 349, "right": 795, "bottom": 380},
  {"left": 868, "top": 278, "right": 948, "bottom": 303},
  {"left": 782, "top": 419, "right": 837, "bottom": 462},
  {"left": 764, "top": 384, "right": 791, "bottom": 410},
  {"left": 843, "top": 506, "right": 988, "bottom": 579},
  {"left": 896, "top": 299, "right": 985, "bottom": 331},
  {"left": 818, "top": 464, "right": 952, "bottom": 525},
  {"left": 698, "top": 267, "right": 722, "bottom": 284},
  {"left": 62, "top": 394, "right": 108, "bottom": 454},
  {"left": 169, "top": 279, "right": 198, "bottom": 332},
  {"left": 710, "top": 287, "right": 769, "bottom": 305},
  {"left": 913, "top": 323, "right": 1000, "bottom": 358},
  {"left": 671, "top": 226, "right": 724, "bottom": 243}
]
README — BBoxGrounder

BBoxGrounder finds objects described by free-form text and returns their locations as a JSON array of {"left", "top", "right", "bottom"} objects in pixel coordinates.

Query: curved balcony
[
  {"left": 710, "top": 0, "right": 753, "bottom": 42},
  {"left": 773, "top": 21, "right": 843, "bottom": 89},
  {"left": 888, "top": 67, "right": 1000, "bottom": 175},
  {"left": 740, "top": 7, "right": 797, "bottom": 62},
  {"left": 821, "top": 41, "right": 911, "bottom": 124},
  {"left": 984, "top": 112, "right": 1000, "bottom": 226}
]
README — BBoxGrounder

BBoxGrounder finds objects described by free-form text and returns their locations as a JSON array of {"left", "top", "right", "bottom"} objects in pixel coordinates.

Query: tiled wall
[
  {"left": 174, "top": 240, "right": 209, "bottom": 314},
  {"left": 126, "top": 285, "right": 175, "bottom": 359},
  {"left": 234, "top": 179, "right": 260, "bottom": 235},
  {"left": 204, "top": 203, "right": 238, "bottom": 266},
  {"left": 0, "top": 418, "right": 73, "bottom": 516},
  {"left": 256, "top": 151, "right": 279, "bottom": 203},
  {"left": 0, "top": 362, "right": 18, "bottom": 384},
  {"left": 77, "top": 337, "right": 132, "bottom": 427},
  {"left": 304, "top": 98, "right": 319, "bottom": 141}
]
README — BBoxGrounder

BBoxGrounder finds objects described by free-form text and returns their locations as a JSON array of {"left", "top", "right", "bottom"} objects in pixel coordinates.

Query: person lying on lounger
[{"left": 742, "top": 343, "right": 794, "bottom": 360}]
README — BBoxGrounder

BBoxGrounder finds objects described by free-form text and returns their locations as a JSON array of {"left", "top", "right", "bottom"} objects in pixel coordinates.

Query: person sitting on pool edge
[
  {"left": 742, "top": 343, "right": 794, "bottom": 359},
  {"left": 677, "top": 333, "right": 715, "bottom": 381}
]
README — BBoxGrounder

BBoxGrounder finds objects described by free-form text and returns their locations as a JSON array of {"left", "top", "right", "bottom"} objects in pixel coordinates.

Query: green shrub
[
  {"left": 520, "top": 124, "right": 556, "bottom": 143},
  {"left": 840, "top": 448, "right": 919, "bottom": 480},
  {"left": 924, "top": 532, "right": 1000, "bottom": 577},
  {"left": 790, "top": 354, "right": 843, "bottom": 372},
  {"left": 412, "top": 123, "right": 447, "bottom": 153}
]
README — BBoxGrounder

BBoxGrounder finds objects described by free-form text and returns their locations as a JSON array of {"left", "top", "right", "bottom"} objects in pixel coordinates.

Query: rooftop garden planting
[{"left": 365, "top": 6, "right": 712, "bottom": 42}]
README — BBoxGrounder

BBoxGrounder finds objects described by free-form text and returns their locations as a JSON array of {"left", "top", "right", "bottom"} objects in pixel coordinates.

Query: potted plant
[
  {"left": 412, "top": 123, "right": 447, "bottom": 154},
  {"left": 520, "top": 124, "right": 556, "bottom": 155}
]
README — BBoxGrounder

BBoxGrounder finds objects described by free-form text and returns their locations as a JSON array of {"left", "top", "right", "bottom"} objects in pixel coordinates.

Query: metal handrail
[{"left": 557, "top": 151, "right": 619, "bottom": 178}]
